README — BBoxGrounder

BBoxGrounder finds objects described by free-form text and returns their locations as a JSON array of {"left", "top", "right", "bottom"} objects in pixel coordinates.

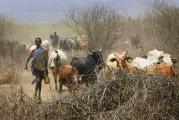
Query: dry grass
[{"left": 0, "top": 71, "right": 178, "bottom": 120}]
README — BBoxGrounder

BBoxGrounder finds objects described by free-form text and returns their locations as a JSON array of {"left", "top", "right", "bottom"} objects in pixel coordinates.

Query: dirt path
[
  {"left": 17, "top": 45, "right": 71, "bottom": 102},
  {"left": 0, "top": 46, "right": 72, "bottom": 102},
  {"left": 18, "top": 70, "right": 70, "bottom": 102}
]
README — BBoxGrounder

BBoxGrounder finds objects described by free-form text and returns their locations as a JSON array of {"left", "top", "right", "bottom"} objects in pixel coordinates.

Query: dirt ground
[{"left": 17, "top": 69, "right": 70, "bottom": 102}]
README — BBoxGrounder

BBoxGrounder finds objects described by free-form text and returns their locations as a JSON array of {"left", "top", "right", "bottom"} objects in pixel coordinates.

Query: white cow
[
  {"left": 131, "top": 49, "right": 175, "bottom": 69},
  {"left": 48, "top": 49, "right": 67, "bottom": 90},
  {"left": 130, "top": 57, "right": 151, "bottom": 69},
  {"left": 147, "top": 49, "right": 173, "bottom": 65}
]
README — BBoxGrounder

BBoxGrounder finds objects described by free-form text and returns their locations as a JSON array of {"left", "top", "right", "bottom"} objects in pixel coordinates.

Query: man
[
  {"left": 50, "top": 32, "right": 59, "bottom": 48},
  {"left": 25, "top": 37, "right": 48, "bottom": 100}
]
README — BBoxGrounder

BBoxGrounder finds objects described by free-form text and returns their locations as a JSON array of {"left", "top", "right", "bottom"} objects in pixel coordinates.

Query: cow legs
[
  {"left": 58, "top": 77, "right": 62, "bottom": 92},
  {"left": 55, "top": 78, "right": 58, "bottom": 90},
  {"left": 53, "top": 72, "right": 58, "bottom": 90}
]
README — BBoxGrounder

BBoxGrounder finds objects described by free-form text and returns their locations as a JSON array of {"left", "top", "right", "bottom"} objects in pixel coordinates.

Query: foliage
[{"left": 65, "top": 2, "right": 122, "bottom": 50}]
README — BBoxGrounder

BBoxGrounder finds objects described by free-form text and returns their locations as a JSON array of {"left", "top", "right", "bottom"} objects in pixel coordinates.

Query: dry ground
[{"left": 20, "top": 69, "right": 71, "bottom": 101}]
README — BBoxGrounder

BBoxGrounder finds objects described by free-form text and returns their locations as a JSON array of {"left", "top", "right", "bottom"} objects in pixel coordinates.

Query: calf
[{"left": 59, "top": 65, "right": 79, "bottom": 92}]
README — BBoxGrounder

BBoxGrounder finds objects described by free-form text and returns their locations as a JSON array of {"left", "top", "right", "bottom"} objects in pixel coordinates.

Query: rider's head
[{"left": 35, "top": 37, "right": 42, "bottom": 48}]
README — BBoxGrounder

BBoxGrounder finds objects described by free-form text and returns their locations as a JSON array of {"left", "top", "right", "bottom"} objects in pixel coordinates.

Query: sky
[{"left": 0, "top": 0, "right": 179, "bottom": 23}]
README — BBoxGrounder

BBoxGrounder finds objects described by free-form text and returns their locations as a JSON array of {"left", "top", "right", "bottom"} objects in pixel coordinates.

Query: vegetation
[
  {"left": 0, "top": 72, "right": 178, "bottom": 120},
  {"left": 0, "top": 0, "right": 179, "bottom": 120},
  {"left": 65, "top": 3, "right": 122, "bottom": 50},
  {"left": 145, "top": 0, "right": 179, "bottom": 55}
]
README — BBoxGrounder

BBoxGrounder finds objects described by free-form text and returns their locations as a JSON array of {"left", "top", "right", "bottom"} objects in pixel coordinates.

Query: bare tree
[
  {"left": 146, "top": 0, "right": 179, "bottom": 51},
  {"left": 0, "top": 16, "right": 12, "bottom": 56},
  {"left": 65, "top": 2, "right": 122, "bottom": 50},
  {"left": 0, "top": 16, "right": 11, "bottom": 41}
]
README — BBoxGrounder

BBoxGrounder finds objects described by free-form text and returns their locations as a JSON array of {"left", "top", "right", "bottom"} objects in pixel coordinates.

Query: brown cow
[
  {"left": 105, "top": 51, "right": 135, "bottom": 79},
  {"left": 145, "top": 60, "right": 176, "bottom": 77},
  {"left": 59, "top": 65, "right": 80, "bottom": 92}
]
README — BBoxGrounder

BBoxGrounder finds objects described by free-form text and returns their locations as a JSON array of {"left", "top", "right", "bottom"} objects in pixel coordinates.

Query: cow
[
  {"left": 105, "top": 52, "right": 122, "bottom": 79},
  {"left": 48, "top": 49, "right": 67, "bottom": 90},
  {"left": 71, "top": 49, "right": 104, "bottom": 86},
  {"left": 106, "top": 50, "right": 177, "bottom": 78},
  {"left": 145, "top": 62, "right": 176, "bottom": 76},
  {"left": 59, "top": 65, "right": 80, "bottom": 92},
  {"left": 77, "top": 35, "right": 88, "bottom": 51},
  {"left": 59, "top": 35, "right": 88, "bottom": 51},
  {"left": 59, "top": 37, "right": 79, "bottom": 51},
  {"left": 105, "top": 51, "right": 134, "bottom": 79},
  {"left": 79, "top": 40, "right": 88, "bottom": 51},
  {"left": 130, "top": 49, "right": 177, "bottom": 70},
  {"left": 116, "top": 51, "right": 177, "bottom": 77}
]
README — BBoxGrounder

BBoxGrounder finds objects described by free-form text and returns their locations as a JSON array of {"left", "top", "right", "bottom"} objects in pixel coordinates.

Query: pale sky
[{"left": 0, "top": 0, "right": 178, "bottom": 23}]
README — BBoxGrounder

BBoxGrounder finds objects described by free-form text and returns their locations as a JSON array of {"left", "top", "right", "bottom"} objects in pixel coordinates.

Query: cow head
[
  {"left": 171, "top": 58, "right": 177, "bottom": 64},
  {"left": 113, "top": 51, "right": 133, "bottom": 69},
  {"left": 90, "top": 50, "right": 104, "bottom": 71},
  {"left": 49, "top": 50, "right": 61, "bottom": 71}
]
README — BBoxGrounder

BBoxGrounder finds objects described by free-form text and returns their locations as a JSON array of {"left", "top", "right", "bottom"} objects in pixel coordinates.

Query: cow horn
[
  {"left": 126, "top": 56, "right": 133, "bottom": 60},
  {"left": 126, "top": 56, "right": 133, "bottom": 62},
  {"left": 124, "top": 51, "right": 128, "bottom": 57},
  {"left": 126, "top": 51, "right": 128, "bottom": 55},
  {"left": 99, "top": 47, "right": 103, "bottom": 51}
]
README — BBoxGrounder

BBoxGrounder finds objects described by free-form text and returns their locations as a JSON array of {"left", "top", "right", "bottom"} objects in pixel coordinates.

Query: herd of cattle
[
  {"left": 59, "top": 35, "right": 88, "bottom": 51},
  {"left": 29, "top": 40, "right": 177, "bottom": 92},
  {"left": 26, "top": 35, "right": 88, "bottom": 52},
  {"left": 106, "top": 49, "right": 177, "bottom": 79}
]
